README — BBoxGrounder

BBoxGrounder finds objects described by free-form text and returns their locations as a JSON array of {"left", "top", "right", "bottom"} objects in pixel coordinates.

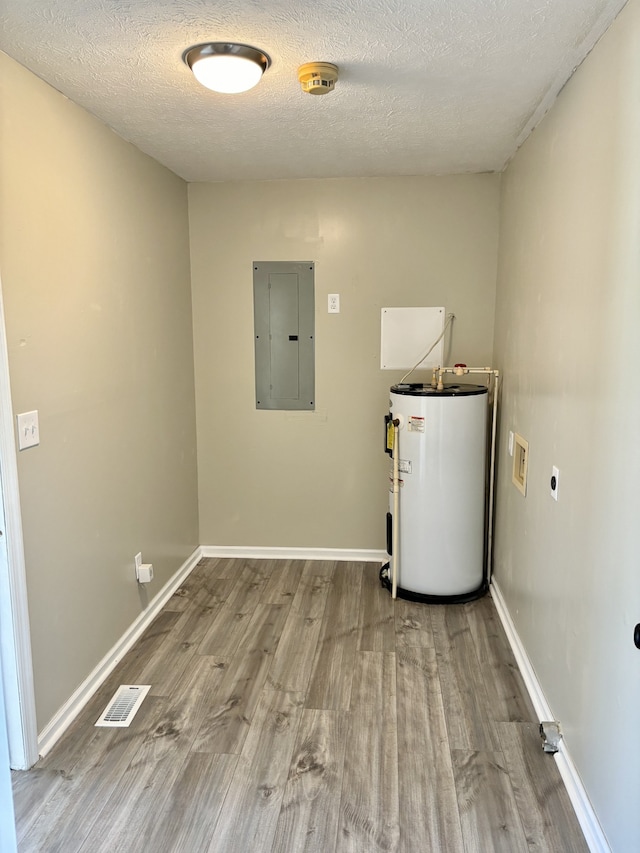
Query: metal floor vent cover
[{"left": 95, "top": 685, "right": 151, "bottom": 728}]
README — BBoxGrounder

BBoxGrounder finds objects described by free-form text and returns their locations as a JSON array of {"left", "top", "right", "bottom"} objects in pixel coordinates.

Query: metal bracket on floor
[{"left": 540, "top": 721, "right": 562, "bottom": 754}]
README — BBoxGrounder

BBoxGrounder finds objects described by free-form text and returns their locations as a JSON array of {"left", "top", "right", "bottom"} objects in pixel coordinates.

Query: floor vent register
[{"left": 95, "top": 685, "right": 151, "bottom": 728}]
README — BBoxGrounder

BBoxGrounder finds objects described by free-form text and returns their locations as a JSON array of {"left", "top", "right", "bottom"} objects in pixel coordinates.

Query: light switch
[{"left": 17, "top": 410, "right": 40, "bottom": 450}]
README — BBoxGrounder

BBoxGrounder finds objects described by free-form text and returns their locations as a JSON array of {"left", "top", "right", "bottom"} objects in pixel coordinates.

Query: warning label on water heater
[{"left": 408, "top": 416, "right": 425, "bottom": 433}]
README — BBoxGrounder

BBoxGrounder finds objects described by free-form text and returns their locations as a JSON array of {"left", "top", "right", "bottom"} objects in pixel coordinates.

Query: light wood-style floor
[{"left": 12, "top": 558, "right": 588, "bottom": 852}]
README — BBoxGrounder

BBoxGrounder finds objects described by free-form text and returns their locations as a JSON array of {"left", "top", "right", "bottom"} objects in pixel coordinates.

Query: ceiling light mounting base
[{"left": 298, "top": 62, "right": 339, "bottom": 95}]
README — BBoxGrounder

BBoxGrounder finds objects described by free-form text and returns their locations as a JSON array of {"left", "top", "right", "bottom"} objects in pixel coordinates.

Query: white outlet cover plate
[
  {"left": 328, "top": 294, "right": 340, "bottom": 313},
  {"left": 17, "top": 410, "right": 40, "bottom": 450}
]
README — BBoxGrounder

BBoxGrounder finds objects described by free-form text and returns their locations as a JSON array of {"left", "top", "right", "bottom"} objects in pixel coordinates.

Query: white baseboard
[
  {"left": 489, "top": 580, "right": 553, "bottom": 721},
  {"left": 200, "top": 545, "right": 387, "bottom": 563},
  {"left": 490, "top": 579, "right": 611, "bottom": 853},
  {"left": 37, "top": 546, "right": 203, "bottom": 758}
]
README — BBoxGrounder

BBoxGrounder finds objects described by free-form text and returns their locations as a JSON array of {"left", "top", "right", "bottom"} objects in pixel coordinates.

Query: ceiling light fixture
[{"left": 183, "top": 43, "right": 271, "bottom": 94}]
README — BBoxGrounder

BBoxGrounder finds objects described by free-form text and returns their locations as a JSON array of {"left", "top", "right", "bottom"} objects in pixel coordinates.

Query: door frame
[{"left": 0, "top": 276, "right": 38, "bottom": 769}]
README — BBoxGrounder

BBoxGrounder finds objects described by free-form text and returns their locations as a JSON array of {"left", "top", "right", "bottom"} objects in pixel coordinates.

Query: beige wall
[
  {"left": 189, "top": 175, "right": 500, "bottom": 549},
  {"left": 0, "top": 53, "right": 199, "bottom": 730},
  {"left": 492, "top": 1, "right": 640, "bottom": 849}
]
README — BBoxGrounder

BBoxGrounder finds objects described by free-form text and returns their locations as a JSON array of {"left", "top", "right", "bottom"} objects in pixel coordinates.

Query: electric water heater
[{"left": 383, "top": 382, "right": 488, "bottom": 603}]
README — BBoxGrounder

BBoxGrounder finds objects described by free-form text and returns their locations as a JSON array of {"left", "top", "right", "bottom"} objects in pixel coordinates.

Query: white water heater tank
[{"left": 387, "top": 382, "right": 488, "bottom": 602}]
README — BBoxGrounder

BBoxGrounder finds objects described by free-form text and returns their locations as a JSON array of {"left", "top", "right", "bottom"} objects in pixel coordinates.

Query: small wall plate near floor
[{"left": 95, "top": 685, "right": 151, "bottom": 727}]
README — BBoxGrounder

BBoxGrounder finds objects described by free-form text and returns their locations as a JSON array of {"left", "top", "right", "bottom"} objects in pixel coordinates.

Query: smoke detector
[{"left": 298, "top": 62, "right": 339, "bottom": 95}]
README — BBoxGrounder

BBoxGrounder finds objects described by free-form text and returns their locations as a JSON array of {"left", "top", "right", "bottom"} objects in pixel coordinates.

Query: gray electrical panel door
[{"left": 253, "top": 261, "right": 315, "bottom": 410}]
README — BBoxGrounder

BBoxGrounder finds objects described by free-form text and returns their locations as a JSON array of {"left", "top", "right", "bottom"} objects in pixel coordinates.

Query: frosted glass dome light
[{"left": 183, "top": 43, "right": 271, "bottom": 94}]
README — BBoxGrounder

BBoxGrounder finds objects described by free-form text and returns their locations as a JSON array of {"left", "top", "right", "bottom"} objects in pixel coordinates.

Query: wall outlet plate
[{"left": 328, "top": 293, "right": 340, "bottom": 313}]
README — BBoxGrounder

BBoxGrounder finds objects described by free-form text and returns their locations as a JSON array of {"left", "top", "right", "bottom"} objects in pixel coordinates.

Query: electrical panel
[{"left": 253, "top": 261, "right": 315, "bottom": 410}]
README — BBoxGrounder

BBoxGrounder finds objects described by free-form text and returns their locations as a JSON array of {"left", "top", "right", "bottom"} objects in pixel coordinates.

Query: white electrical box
[{"left": 380, "top": 307, "right": 445, "bottom": 370}]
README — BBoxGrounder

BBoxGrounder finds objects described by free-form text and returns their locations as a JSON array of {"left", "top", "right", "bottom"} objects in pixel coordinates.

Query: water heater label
[{"left": 408, "top": 416, "right": 425, "bottom": 433}]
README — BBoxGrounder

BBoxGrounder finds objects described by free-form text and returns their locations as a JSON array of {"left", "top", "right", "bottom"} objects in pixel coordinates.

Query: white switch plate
[
  {"left": 17, "top": 410, "right": 40, "bottom": 450},
  {"left": 550, "top": 466, "right": 560, "bottom": 501},
  {"left": 328, "top": 294, "right": 340, "bottom": 313}
]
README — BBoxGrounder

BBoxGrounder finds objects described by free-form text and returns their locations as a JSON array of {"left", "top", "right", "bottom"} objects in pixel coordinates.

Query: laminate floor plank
[
  {"left": 208, "top": 689, "right": 305, "bottom": 853},
  {"left": 268, "top": 562, "right": 333, "bottom": 693},
  {"left": 451, "top": 749, "right": 529, "bottom": 853},
  {"left": 197, "top": 562, "right": 274, "bottom": 656},
  {"left": 190, "top": 556, "right": 243, "bottom": 582},
  {"left": 336, "top": 651, "right": 399, "bottom": 853},
  {"left": 143, "top": 752, "right": 238, "bottom": 853},
  {"left": 306, "top": 563, "right": 363, "bottom": 711},
  {"left": 272, "top": 709, "right": 349, "bottom": 853},
  {"left": 394, "top": 598, "right": 434, "bottom": 648},
  {"left": 11, "top": 767, "right": 65, "bottom": 843},
  {"left": 186, "top": 559, "right": 242, "bottom": 602},
  {"left": 164, "top": 571, "right": 206, "bottom": 612},
  {"left": 18, "top": 697, "right": 169, "bottom": 853},
  {"left": 261, "top": 558, "right": 304, "bottom": 604},
  {"left": 140, "top": 638, "right": 199, "bottom": 697},
  {"left": 496, "top": 722, "right": 590, "bottom": 852},
  {"left": 78, "top": 654, "right": 230, "bottom": 852},
  {"left": 465, "top": 595, "right": 537, "bottom": 723},
  {"left": 192, "top": 603, "right": 290, "bottom": 754},
  {"left": 157, "top": 653, "right": 231, "bottom": 743},
  {"left": 432, "top": 605, "right": 501, "bottom": 751},
  {"left": 76, "top": 740, "right": 190, "bottom": 853},
  {"left": 358, "top": 563, "right": 395, "bottom": 652},
  {"left": 396, "top": 646, "right": 464, "bottom": 852},
  {"left": 13, "top": 564, "right": 588, "bottom": 853},
  {"left": 171, "top": 577, "right": 237, "bottom": 645}
]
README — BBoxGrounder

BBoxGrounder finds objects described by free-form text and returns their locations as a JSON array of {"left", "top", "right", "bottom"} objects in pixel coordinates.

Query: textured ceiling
[{"left": 0, "top": 0, "right": 628, "bottom": 182}]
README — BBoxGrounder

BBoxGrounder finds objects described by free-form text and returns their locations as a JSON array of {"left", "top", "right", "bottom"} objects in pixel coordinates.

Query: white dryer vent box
[{"left": 380, "top": 307, "right": 445, "bottom": 370}]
